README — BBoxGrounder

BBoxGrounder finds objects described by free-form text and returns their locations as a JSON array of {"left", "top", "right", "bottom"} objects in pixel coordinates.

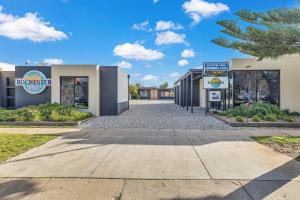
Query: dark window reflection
[
  {"left": 233, "top": 70, "right": 280, "bottom": 106},
  {"left": 60, "top": 77, "right": 88, "bottom": 109}
]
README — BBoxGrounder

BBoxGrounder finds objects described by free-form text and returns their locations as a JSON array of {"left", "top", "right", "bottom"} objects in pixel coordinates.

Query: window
[
  {"left": 140, "top": 91, "right": 148, "bottom": 98},
  {"left": 6, "top": 77, "right": 15, "bottom": 87},
  {"left": 7, "top": 88, "right": 15, "bottom": 97},
  {"left": 60, "top": 77, "right": 88, "bottom": 109},
  {"left": 233, "top": 70, "right": 280, "bottom": 107}
]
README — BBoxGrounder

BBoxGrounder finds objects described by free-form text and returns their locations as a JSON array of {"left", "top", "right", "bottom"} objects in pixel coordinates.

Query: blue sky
[{"left": 0, "top": 0, "right": 298, "bottom": 86}]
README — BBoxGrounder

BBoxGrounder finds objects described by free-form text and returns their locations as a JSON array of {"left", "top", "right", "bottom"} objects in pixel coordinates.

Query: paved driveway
[
  {"left": 80, "top": 100, "right": 232, "bottom": 129},
  {"left": 0, "top": 129, "right": 300, "bottom": 199}
]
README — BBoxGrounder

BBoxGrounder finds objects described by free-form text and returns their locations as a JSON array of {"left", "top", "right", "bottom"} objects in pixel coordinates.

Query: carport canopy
[{"left": 174, "top": 69, "right": 203, "bottom": 113}]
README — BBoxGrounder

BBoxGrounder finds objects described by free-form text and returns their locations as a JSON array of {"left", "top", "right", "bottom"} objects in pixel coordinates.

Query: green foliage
[
  {"left": 212, "top": 7, "right": 300, "bottom": 60},
  {"left": 159, "top": 82, "right": 169, "bottom": 89},
  {"left": 0, "top": 103, "right": 92, "bottom": 122},
  {"left": 290, "top": 112, "right": 300, "bottom": 116},
  {"left": 227, "top": 102, "right": 281, "bottom": 118},
  {"left": 252, "top": 136, "right": 300, "bottom": 144},
  {"left": 280, "top": 115, "right": 294, "bottom": 123},
  {"left": 236, "top": 116, "right": 244, "bottom": 122},
  {"left": 129, "top": 84, "right": 140, "bottom": 99},
  {"left": 264, "top": 114, "right": 277, "bottom": 122},
  {"left": 252, "top": 115, "right": 261, "bottom": 122}
]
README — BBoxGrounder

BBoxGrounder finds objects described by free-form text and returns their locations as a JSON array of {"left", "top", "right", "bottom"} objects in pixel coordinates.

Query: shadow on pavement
[{"left": 0, "top": 179, "right": 40, "bottom": 200}]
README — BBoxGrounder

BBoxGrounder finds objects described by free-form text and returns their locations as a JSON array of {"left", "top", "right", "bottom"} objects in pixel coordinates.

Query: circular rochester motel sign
[{"left": 15, "top": 70, "right": 51, "bottom": 95}]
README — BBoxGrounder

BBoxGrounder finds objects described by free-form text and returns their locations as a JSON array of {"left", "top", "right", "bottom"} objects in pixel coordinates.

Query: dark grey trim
[
  {"left": 100, "top": 67, "right": 118, "bottom": 116},
  {"left": 118, "top": 101, "right": 129, "bottom": 114}
]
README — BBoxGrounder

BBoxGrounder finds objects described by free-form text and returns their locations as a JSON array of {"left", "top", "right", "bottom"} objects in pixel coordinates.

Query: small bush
[
  {"left": 252, "top": 115, "right": 261, "bottom": 122},
  {"left": 264, "top": 114, "right": 277, "bottom": 122},
  {"left": 281, "top": 116, "right": 294, "bottom": 123},
  {"left": 281, "top": 109, "right": 290, "bottom": 115},
  {"left": 212, "top": 110, "right": 220, "bottom": 115},
  {"left": 0, "top": 103, "right": 92, "bottom": 122},
  {"left": 290, "top": 112, "right": 300, "bottom": 117},
  {"left": 236, "top": 116, "right": 244, "bottom": 122}
]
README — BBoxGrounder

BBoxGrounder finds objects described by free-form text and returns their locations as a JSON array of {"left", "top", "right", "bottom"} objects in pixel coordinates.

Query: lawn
[
  {"left": 252, "top": 136, "right": 300, "bottom": 161},
  {"left": 0, "top": 134, "right": 57, "bottom": 162}
]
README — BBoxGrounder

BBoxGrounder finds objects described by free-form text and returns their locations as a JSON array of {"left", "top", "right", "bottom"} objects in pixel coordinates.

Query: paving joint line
[
  {"left": 88, "top": 129, "right": 119, "bottom": 177},
  {"left": 237, "top": 180, "right": 255, "bottom": 200},
  {"left": 184, "top": 133, "right": 213, "bottom": 180},
  {"left": 28, "top": 178, "right": 51, "bottom": 200}
]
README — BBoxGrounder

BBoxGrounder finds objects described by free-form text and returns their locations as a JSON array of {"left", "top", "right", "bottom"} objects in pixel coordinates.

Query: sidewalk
[
  {"left": 0, "top": 128, "right": 299, "bottom": 199},
  {"left": 1, "top": 178, "right": 299, "bottom": 200},
  {"left": 0, "top": 128, "right": 80, "bottom": 135}
]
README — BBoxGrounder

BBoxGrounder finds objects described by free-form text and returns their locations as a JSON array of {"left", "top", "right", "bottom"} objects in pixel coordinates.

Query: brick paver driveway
[{"left": 80, "top": 100, "right": 232, "bottom": 129}]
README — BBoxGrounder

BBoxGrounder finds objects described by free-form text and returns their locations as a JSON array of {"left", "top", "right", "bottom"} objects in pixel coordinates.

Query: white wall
[
  {"left": 117, "top": 68, "right": 128, "bottom": 103},
  {"left": 51, "top": 65, "right": 100, "bottom": 116}
]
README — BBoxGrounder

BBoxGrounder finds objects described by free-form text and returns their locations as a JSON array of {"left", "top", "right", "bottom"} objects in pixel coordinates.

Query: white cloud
[
  {"left": 116, "top": 61, "right": 132, "bottom": 69},
  {"left": 43, "top": 58, "right": 64, "bottom": 65},
  {"left": 143, "top": 74, "right": 158, "bottom": 81},
  {"left": 0, "top": 5, "right": 68, "bottom": 42},
  {"left": 114, "top": 43, "right": 164, "bottom": 60},
  {"left": 178, "top": 59, "right": 189, "bottom": 67},
  {"left": 132, "top": 20, "right": 152, "bottom": 32},
  {"left": 155, "top": 20, "right": 183, "bottom": 31},
  {"left": 170, "top": 72, "right": 180, "bottom": 77},
  {"left": 181, "top": 49, "right": 195, "bottom": 58},
  {"left": 131, "top": 73, "right": 141, "bottom": 77},
  {"left": 155, "top": 31, "right": 187, "bottom": 45},
  {"left": 0, "top": 62, "right": 15, "bottom": 71},
  {"left": 183, "top": 0, "right": 229, "bottom": 25}
]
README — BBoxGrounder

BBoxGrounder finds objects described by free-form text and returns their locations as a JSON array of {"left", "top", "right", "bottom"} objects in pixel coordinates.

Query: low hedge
[
  {"left": 0, "top": 103, "right": 92, "bottom": 122},
  {"left": 222, "top": 102, "right": 296, "bottom": 123}
]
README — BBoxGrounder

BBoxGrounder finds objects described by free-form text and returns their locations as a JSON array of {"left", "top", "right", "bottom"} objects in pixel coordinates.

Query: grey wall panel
[
  {"left": 192, "top": 79, "right": 200, "bottom": 106},
  {"left": 100, "top": 67, "right": 118, "bottom": 116},
  {"left": 0, "top": 71, "right": 15, "bottom": 108},
  {"left": 118, "top": 101, "right": 129, "bottom": 114},
  {"left": 15, "top": 66, "right": 51, "bottom": 108}
]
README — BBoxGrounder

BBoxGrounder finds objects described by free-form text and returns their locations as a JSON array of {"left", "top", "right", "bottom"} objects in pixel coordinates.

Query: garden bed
[
  {"left": 212, "top": 102, "right": 300, "bottom": 128},
  {"left": 0, "top": 103, "right": 92, "bottom": 127},
  {"left": 252, "top": 136, "right": 300, "bottom": 161}
]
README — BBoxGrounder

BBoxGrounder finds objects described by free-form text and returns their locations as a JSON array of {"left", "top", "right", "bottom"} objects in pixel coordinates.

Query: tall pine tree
[{"left": 212, "top": 7, "right": 300, "bottom": 60}]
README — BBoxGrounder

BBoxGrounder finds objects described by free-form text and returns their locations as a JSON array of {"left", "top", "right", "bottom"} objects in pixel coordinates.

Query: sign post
[{"left": 203, "top": 62, "right": 229, "bottom": 115}]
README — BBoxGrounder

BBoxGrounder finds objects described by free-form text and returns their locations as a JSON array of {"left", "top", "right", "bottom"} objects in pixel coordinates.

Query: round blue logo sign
[{"left": 15, "top": 70, "right": 51, "bottom": 95}]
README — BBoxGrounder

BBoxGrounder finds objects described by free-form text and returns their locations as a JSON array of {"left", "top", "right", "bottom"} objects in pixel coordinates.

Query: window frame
[
  {"left": 232, "top": 70, "right": 280, "bottom": 107},
  {"left": 60, "top": 76, "right": 89, "bottom": 109}
]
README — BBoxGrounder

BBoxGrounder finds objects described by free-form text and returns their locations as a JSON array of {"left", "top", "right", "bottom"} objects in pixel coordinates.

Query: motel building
[
  {"left": 138, "top": 87, "right": 175, "bottom": 100},
  {"left": 0, "top": 64, "right": 129, "bottom": 116},
  {"left": 174, "top": 55, "right": 300, "bottom": 113}
]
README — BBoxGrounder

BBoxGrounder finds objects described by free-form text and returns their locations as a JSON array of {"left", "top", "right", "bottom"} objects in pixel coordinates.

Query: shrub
[
  {"left": 226, "top": 102, "right": 283, "bottom": 119},
  {"left": 236, "top": 116, "right": 244, "bottom": 122},
  {"left": 281, "top": 116, "right": 294, "bottom": 123},
  {"left": 252, "top": 115, "right": 261, "bottom": 122},
  {"left": 264, "top": 114, "right": 277, "bottom": 122},
  {"left": 212, "top": 110, "right": 220, "bottom": 115},
  {"left": 0, "top": 103, "right": 92, "bottom": 122},
  {"left": 281, "top": 109, "right": 290, "bottom": 115},
  {"left": 290, "top": 112, "right": 300, "bottom": 117}
]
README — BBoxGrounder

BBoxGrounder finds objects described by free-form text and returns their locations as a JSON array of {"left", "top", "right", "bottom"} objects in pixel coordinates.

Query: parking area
[{"left": 80, "top": 100, "right": 232, "bottom": 129}]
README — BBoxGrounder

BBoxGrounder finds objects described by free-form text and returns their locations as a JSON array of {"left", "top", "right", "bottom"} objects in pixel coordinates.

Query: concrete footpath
[{"left": 0, "top": 128, "right": 300, "bottom": 199}]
